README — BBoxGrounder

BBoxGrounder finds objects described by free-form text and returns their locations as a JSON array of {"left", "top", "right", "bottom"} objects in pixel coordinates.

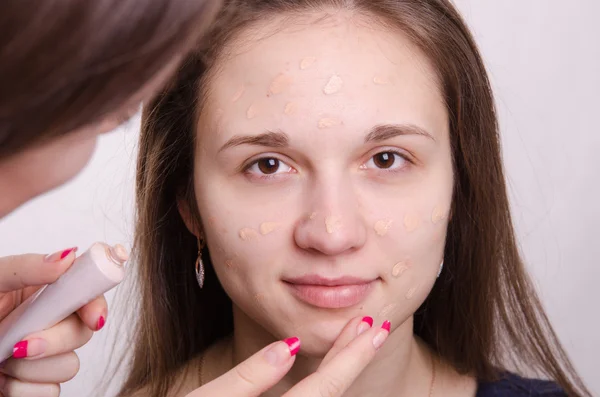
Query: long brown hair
[
  {"left": 118, "top": 1, "right": 591, "bottom": 396},
  {"left": 0, "top": 0, "right": 222, "bottom": 161}
]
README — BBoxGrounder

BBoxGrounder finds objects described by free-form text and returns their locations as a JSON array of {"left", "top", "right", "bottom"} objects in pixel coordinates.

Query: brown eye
[
  {"left": 373, "top": 152, "right": 396, "bottom": 169},
  {"left": 257, "top": 158, "right": 280, "bottom": 174}
]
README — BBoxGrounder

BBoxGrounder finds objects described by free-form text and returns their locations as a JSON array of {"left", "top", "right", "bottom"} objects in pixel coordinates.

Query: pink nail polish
[
  {"left": 381, "top": 320, "right": 391, "bottom": 332},
  {"left": 362, "top": 316, "right": 374, "bottom": 327},
  {"left": 97, "top": 316, "right": 105, "bottom": 331},
  {"left": 44, "top": 247, "right": 77, "bottom": 262},
  {"left": 13, "top": 340, "right": 28, "bottom": 359},
  {"left": 284, "top": 337, "right": 300, "bottom": 356}
]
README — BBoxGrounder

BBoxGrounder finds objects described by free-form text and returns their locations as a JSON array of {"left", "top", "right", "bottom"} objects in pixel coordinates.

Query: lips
[{"left": 283, "top": 275, "right": 376, "bottom": 309}]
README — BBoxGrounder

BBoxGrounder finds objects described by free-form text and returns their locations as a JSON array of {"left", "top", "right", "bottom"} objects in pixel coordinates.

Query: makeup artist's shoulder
[{"left": 476, "top": 373, "right": 567, "bottom": 397}]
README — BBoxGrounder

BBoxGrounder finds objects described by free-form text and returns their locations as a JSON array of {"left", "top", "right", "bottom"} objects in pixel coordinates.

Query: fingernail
[
  {"left": 13, "top": 338, "right": 48, "bottom": 359},
  {"left": 284, "top": 337, "right": 301, "bottom": 356},
  {"left": 357, "top": 316, "right": 373, "bottom": 335},
  {"left": 44, "top": 247, "right": 77, "bottom": 262},
  {"left": 97, "top": 316, "right": 105, "bottom": 331},
  {"left": 381, "top": 320, "right": 391, "bottom": 332},
  {"left": 264, "top": 337, "right": 300, "bottom": 366},
  {"left": 373, "top": 321, "right": 391, "bottom": 349}
]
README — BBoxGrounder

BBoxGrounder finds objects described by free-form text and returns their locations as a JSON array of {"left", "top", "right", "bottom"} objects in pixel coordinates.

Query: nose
[{"left": 293, "top": 175, "right": 367, "bottom": 256}]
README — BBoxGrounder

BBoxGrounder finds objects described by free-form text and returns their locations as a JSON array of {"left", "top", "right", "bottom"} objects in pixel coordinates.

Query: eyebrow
[
  {"left": 219, "top": 130, "right": 289, "bottom": 153},
  {"left": 218, "top": 123, "right": 435, "bottom": 153},
  {"left": 364, "top": 123, "right": 436, "bottom": 143}
]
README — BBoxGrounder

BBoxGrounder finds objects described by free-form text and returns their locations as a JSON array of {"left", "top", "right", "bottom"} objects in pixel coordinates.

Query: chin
[{"left": 287, "top": 314, "right": 354, "bottom": 357}]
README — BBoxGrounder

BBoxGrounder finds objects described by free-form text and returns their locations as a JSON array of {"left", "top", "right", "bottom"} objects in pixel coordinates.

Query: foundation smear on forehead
[
  {"left": 391, "top": 260, "right": 410, "bottom": 278},
  {"left": 268, "top": 73, "right": 293, "bottom": 96},
  {"left": 246, "top": 104, "right": 259, "bottom": 120},
  {"left": 300, "top": 56, "right": 317, "bottom": 70},
  {"left": 284, "top": 101, "right": 298, "bottom": 115},
  {"left": 403, "top": 211, "right": 421, "bottom": 233},
  {"left": 260, "top": 222, "right": 280, "bottom": 235},
  {"left": 405, "top": 284, "right": 420, "bottom": 300},
  {"left": 231, "top": 85, "right": 246, "bottom": 102},
  {"left": 318, "top": 117, "right": 342, "bottom": 129},
  {"left": 325, "top": 215, "right": 342, "bottom": 234},
  {"left": 239, "top": 228, "right": 259, "bottom": 241},
  {"left": 374, "top": 219, "right": 393, "bottom": 236},
  {"left": 323, "top": 74, "right": 344, "bottom": 95},
  {"left": 373, "top": 75, "right": 391, "bottom": 85},
  {"left": 431, "top": 205, "right": 447, "bottom": 224}
]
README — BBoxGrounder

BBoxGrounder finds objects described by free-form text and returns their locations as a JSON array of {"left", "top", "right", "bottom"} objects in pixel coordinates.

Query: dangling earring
[
  {"left": 195, "top": 236, "right": 206, "bottom": 289},
  {"left": 437, "top": 260, "right": 444, "bottom": 278}
]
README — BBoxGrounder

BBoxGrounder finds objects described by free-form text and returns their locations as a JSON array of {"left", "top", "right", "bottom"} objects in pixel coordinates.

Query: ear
[{"left": 177, "top": 194, "right": 201, "bottom": 237}]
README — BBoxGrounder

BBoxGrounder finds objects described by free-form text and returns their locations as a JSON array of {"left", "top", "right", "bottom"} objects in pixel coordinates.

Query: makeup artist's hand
[
  {"left": 0, "top": 248, "right": 108, "bottom": 396},
  {"left": 186, "top": 315, "right": 390, "bottom": 397}
]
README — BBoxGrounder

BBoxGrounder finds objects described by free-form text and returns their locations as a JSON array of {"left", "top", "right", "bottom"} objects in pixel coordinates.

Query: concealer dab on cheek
[
  {"left": 239, "top": 228, "right": 259, "bottom": 241},
  {"left": 231, "top": 85, "right": 246, "bottom": 102},
  {"left": 246, "top": 104, "right": 258, "bottom": 119},
  {"left": 405, "top": 284, "right": 420, "bottom": 300},
  {"left": 403, "top": 211, "right": 421, "bottom": 232},
  {"left": 268, "top": 73, "right": 293, "bottom": 96},
  {"left": 392, "top": 261, "right": 409, "bottom": 278},
  {"left": 378, "top": 303, "right": 397, "bottom": 318},
  {"left": 374, "top": 219, "right": 393, "bottom": 236},
  {"left": 323, "top": 74, "right": 344, "bottom": 95},
  {"left": 309, "top": 212, "right": 317, "bottom": 220},
  {"left": 254, "top": 293, "right": 266, "bottom": 303},
  {"left": 300, "top": 56, "right": 316, "bottom": 70},
  {"left": 225, "top": 259, "right": 235, "bottom": 269},
  {"left": 373, "top": 75, "right": 391, "bottom": 85},
  {"left": 325, "top": 215, "right": 342, "bottom": 234},
  {"left": 318, "top": 117, "right": 342, "bottom": 129},
  {"left": 259, "top": 222, "right": 280, "bottom": 235},
  {"left": 213, "top": 108, "right": 224, "bottom": 131},
  {"left": 284, "top": 101, "right": 298, "bottom": 115},
  {"left": 431, "top": 205, "right": 447, "bottom": 224}
]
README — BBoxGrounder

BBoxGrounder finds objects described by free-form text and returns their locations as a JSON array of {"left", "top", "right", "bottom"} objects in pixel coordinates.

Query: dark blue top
[{"left": 477, "top": 373, "right": 567, "bottom": 396}]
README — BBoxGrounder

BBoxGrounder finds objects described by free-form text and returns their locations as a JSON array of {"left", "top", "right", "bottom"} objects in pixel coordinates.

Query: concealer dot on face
[
  {"left": 309, "top": 212, "right": 317, "bottom": 220},
  {"left": 325, "top": 215, "right": 342, "bottom": 234},
  {"left": 391, "top": 261, "right": 409, "bottom": 278},
  {"left": 231, "top": 85, "right": 246, "bottom": 102},
  {"left": 254, "top": 293, "right": 267, "bottom": 304},
  {"left": 431, "top": 205, "right": 446, "bottom": 224},
  {"left": 374, "top": 219, "right": 393, "bottom": 236},
  {"left": 378, "top": 303, "right": 397, "bottom": 318},
  {"left": 239, "top": 228, "right": 259, "bottom": 241},
  {"left": 403, "top": 211, "right": 421, "bottom": 232},
  {"left": 246, "top": 104, "right": 258, "bottom": 119},
  {"left": 323, "top": 73, "right": 343, "bottom": 95},
  {"left": 318, "top": 117, "right": 342, "bottom": 129},
  {"left": 213, "top": 109, "right": 224, "bottom": 131},
  {"left": 225, "top": 259, "right": 235, "bottom": 269},
  {"left": 284, "top": 101, "right": 298, "bottom": 115},
  {"left": 259, "top": 222, "right": 280, "bottom": 235},
  {"left": 373, "top": 75, "right": 391, "bottom": 85},
  {"left": 405, "top": 284, "right": 420, "bottom": 300},
  {"left": 300, "top": 56, "right": 316, "bottom": 70},
  {"left": 268, "top": 73, "right": 293, "bottom": 96}
]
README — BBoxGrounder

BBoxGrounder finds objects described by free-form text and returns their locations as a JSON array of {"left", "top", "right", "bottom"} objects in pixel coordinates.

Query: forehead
[{"left": 203, "top": 12, "right": 447, "bottom": 140}]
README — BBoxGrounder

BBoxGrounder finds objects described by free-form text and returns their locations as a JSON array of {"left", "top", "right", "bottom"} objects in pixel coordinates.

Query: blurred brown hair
[{"left": 0, "top": 0, "right": 222, "bottom": 160}]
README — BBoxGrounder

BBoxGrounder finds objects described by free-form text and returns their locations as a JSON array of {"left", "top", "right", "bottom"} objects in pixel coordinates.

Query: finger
[
  {"left": 0, "top": 248, "right": 77, "bottom": 292},
  {"left": 320, "top": 316, "right": 372, "bottom": 368},
  {"left": 283, "top": 320, "right": 391, "bottom": 397},
  {"left": 186, "top": 338, "right": 300, "bottom": 397},
  {"left": 0, "top": 352, "right": 79, "bottom": 384},
  {"left": 0, "top": 374, "right": 60, "bottom": 397},
  {"left": 76, "top": 294, "right": 108, "bottom": 331},
  {"left": 12, "top": 314, "right": 92, "bottom": 360}
]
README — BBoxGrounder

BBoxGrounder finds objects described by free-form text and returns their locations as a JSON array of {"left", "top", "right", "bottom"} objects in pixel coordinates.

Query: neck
[{"left": 230, "top": 306, "right": 434, "bottom": 397}]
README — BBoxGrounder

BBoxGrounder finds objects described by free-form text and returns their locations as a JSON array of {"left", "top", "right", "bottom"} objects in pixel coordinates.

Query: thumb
[
  {"left": 0, "top": 247, "right": 77, "bottom": 292},
  {"left": 185, "top": 337, "right": 300, "bottom": 397}
]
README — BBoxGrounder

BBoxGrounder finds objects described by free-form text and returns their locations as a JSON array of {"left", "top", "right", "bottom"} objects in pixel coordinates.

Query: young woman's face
[{"left": 192, "top": 13, "right": 453, "bottom": 356}]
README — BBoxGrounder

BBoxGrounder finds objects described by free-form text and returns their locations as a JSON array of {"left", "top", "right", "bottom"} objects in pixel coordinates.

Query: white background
[{"left": 0, "top": 0, "right": 598, "bottom": 395}]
